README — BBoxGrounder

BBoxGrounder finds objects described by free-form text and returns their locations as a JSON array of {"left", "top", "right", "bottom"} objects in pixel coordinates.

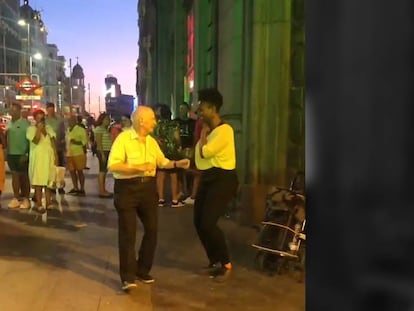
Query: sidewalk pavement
[{"left": 0, "top": 154, "right": 305, "bottom": 311}]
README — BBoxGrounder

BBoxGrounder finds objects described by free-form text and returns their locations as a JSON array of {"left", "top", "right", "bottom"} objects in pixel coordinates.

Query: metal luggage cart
[{"left": 252, "top": 174, "right": 305, "bottom": 280}]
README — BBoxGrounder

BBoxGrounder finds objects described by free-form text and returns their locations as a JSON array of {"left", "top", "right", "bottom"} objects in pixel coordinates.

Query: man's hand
[{"left": 175, "top": 159, "right": 190, "bottom": 169}]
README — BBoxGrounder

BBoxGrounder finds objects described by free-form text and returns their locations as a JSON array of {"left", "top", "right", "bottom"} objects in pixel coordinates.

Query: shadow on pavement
[{"left": 0, "top": 219, "right": 120, "bottom": 291}]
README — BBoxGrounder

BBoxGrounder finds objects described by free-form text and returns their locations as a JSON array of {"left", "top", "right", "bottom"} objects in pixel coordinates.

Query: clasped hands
[
  {"left": 174, "top": 159, "right": 190, "bottom": 169},
  {"left": 137, "top": 159, "right": 190, "bottom": 174}
]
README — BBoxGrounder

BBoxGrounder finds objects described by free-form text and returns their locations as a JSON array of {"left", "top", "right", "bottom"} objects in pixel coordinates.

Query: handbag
[{"left": 55, "top": 166, "right": 66, "bottom": 189}]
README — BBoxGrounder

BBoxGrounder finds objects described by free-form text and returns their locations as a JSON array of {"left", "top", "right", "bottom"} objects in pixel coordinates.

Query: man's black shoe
[
  {"left": 67, "top": 189, "right": 78, "bottom": 195},
  {"left": 136, "top": 274, "right": 155, "bottom": 284},
  {"left": 121, "top": 281, "right": 137, "bottom": 292}
]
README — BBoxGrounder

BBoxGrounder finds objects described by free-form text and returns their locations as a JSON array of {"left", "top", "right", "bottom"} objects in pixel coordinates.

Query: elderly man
[{"left": 108, "top": 106, "right": 190, "bottom": 292}]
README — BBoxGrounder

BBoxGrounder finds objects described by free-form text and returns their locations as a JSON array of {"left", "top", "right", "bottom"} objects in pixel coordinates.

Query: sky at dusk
[{"left": 29, "top": 0, "right": 139, "bottom": 115}]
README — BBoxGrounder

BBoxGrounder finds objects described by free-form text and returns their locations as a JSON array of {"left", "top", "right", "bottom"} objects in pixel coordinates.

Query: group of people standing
[
  {"left": 0, "top": 102, "right": 86, "bottom": 212},
  {"left": 108, "top": 88, "right": 239, "bottom": 291},
  {"left": 0, "top": 87, "right": 239, "bottom": 293},
  {"left": 0, "top": 102, "right": 115, "bottom": 212}
]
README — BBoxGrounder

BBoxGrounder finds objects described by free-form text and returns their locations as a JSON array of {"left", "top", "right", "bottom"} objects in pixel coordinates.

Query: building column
[
  {"left": 194, "top": 0, "right": 217, "bottom": 94},
  {"left": 287, "top": 0, "right": 305, "bottom": 177},
  {"left": 173, "top": 1, "right": 186, "bottom": 116},
  {"left": 246, "top": 0, "right": 292, "bottom": 185},
  {"left": 155, "top": 1, "right": 173, "bottom": 105}
]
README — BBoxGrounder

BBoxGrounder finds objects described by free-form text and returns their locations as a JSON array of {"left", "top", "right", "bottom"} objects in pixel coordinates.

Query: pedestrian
[
  {"left": 110, "top": 119, "right": 122, "bottom": 141},
  {"left": 174, "top": 102, "right": 196, "bottom": 201},
  {"left": 194, "top": 88, "right": 239, "bottom": 282},
  {"left": 120, "top": 114, "right": 132, "bottom": 131},
  {"left": 26, "top": 109, "right": 57, "bottom": 213},
  {"left": 77, "top": 116, "right": 90, "bottom": 170},
  {"left": 93, "top": 112, "right": 113, "bottom": 198},
  {"left": 5, "top": 103, "right": 30, "bottom": 209},
  {"left": 66, "top": 115, "right": 88, "bottom": 196},
  {"left": 45, "top": 102, "right": 66, "bottom": 194},
  {"left": 108, "top": 105, "right": 190, "bottom": 292},
  {"left": 182, "top": 117, "right": 203, "bottom": 205},
  {"left": 0, "top": 126, "right": 5, "bottom": 204},
  {"left": 152, "top": 103, "right": 185, "bottom": 207}
]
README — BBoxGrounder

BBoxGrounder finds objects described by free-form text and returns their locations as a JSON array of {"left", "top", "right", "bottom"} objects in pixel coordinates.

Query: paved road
[{"left": 0, "top": 155, "right": 305, "bottom": 311}]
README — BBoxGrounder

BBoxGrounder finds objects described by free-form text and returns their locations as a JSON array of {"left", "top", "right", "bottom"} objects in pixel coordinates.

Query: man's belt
[{"left": 116, "top": 176, "right": 155, "bottom": 183}]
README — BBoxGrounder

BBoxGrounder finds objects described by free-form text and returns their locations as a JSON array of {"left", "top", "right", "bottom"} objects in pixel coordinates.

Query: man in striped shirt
[{"left": 93, "top": 113, "right": 113, "bottom": 197}]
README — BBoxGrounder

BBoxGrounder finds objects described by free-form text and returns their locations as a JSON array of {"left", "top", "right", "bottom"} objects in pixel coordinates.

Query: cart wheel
[
  {"left": 276, "top": 258, "right": 288, "bottom": 275},
  {"left": 255, "top": 251, "right": 280, "bottom": 274}
]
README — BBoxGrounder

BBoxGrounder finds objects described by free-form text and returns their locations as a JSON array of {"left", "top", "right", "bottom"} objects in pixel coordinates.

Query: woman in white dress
[{"left": 26, "top": 109, "right": 57, "bottom": 213}]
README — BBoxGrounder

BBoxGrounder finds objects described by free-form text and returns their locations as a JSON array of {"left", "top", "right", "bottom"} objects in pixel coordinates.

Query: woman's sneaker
[
  {"left": 171, "top": 200, "right": 185, "bottom": 208},
  {"left": 198, "top": 263, "right": 219, "bottom": 275},
  {"left": 209, "top": 266, "right": 232, "bottom": 282},
  {"left": 158, "top": 199, "right": 165, "bottom": 207},
  {"left": 8, "top": 198, "right": 20, "bottom": 209},
  {"left": 19, "top": 198, "right": 31, "bottom": 209},
  {"left": 183, "top": 197, "right": 195, "bottom": 205}
]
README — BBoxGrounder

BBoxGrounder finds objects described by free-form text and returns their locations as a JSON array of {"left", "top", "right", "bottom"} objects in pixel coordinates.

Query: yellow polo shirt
[
  {"left": 66, "top": 125, "right": 87, "bottom": 157},
  {"left": 108, "top": 128, "right": 169, "bottom": 179},
  {"left": 195, "top": 123, "right": 236, "bottom": 170}
]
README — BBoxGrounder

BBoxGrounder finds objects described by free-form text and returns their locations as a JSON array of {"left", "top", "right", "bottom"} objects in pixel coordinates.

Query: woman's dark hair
[
  {"left": 155, "top": 103, "right": 172, "bottom": 120},
  {"left": 180, "top": 101, "right": 190, "bottom": 110},
  {"left": 198, "top": 88, "right": 223, "bottom": 112},
  {"left": 95, "top": 112, "right": 109, "bottom": 126},
  {"left": 46, "top": 102, "right": 55, "bottom": 109},
  {"left": 11, "top": 102, "right": 22, "bottom": 111}
]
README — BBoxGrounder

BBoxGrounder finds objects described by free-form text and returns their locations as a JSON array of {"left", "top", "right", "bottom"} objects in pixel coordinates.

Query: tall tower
[
  {"left": 104, "top": 74, "right": 121, "bottom": 99},
  {"left": 71, "top": 59, "right": 85, "bottom": 113}
]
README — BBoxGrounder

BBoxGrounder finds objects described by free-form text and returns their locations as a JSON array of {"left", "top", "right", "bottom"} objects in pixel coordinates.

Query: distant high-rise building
[
  {"left": 105, "top": 74, "right": 121, "bottom": 99},
  {"left": 104, "top": 74, "right": 133, "bottom": 120}
]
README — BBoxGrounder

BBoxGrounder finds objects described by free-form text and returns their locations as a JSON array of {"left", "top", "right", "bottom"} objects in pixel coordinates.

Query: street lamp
[
  {"left": 30, "top": 52, "right": 42, "bottom": 79},
  {"left": 18, "top": 19, "right": 31, "bottom": 76}
]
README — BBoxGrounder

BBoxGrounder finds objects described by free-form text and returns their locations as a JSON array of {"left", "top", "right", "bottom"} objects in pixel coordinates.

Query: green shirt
[
  {"left": 46, "top": 116, "right": 65, "bottom": 150},
  {"left": 45, "top": 116, "right": 60, "bottom": 133},
  {"left": 93, "top": 126, "right": 112, "bottom": 151},
  {"left": 6, "top": 118, "right": 30, "bottom": 155},
  {"left": 152, "top": 119, "right": 182, "bottom": 160},
  {"left": 66, "top": 125, "right": 87, "bottom": 157}
]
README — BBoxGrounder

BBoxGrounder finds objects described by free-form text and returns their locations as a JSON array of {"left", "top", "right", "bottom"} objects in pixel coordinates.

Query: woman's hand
[
  {"left": 200, "top": 124, "right": 210, "bottom": 143},
  {"left": 37, "top": 122, "right": 47, "bottom": 136},
  {"left": 175, "top": 159, "right": 190, "bottom": 169}
]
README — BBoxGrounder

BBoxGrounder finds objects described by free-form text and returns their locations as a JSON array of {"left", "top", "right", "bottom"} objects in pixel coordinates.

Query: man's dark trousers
[{"left": 114, "top": 177, "right": 158, "bottom": 283}]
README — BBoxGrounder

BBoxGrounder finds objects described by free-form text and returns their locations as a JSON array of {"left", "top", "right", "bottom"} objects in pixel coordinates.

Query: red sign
[{"left": 16, "top": 77, "right": 41, "bottom": 95}]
